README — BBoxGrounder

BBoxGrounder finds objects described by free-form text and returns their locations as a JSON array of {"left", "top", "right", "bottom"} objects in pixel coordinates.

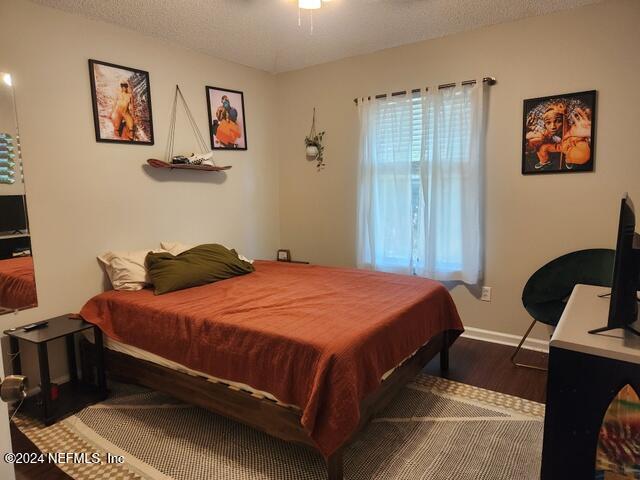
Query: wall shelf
[{"left": 147, "top": 159, "right": 231, "bottom": 171}]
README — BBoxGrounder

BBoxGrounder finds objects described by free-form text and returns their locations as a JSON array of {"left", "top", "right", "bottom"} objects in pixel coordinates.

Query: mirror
[{"left": 0, "top": 72, "right": 37, "bottom": 314}]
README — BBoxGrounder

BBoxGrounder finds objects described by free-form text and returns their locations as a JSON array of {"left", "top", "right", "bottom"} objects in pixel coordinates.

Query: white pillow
[
  {"left": 159, "top": 241, "right": 194, "bottom": 256},
  {"left": 160, "top": 241, "right": 254, "bottom": 264},
  {"left": 98, "top": 249, "right": 166, "bottom": 291}
]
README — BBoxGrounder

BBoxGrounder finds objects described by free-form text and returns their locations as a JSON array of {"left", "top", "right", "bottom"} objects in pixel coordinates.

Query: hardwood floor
[
  {"left": 424, "top": 336, "right": 548, "bottom": 403},
  {"left": 9, "top": 336, "right": 547, "bottom": 479}
]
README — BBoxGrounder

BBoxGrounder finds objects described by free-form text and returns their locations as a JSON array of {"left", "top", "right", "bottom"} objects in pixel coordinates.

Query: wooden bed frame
[{"left": 80, "top": 330, "right": 456, "bottom": 480}]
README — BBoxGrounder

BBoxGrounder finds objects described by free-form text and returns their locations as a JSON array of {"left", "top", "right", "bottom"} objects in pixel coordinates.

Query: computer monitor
[
  {"left": 589, "top": 194, "right": 640, "bottom": 336},
  {"left": 0, "top": 195, "right": 27, "bottom": 234}
]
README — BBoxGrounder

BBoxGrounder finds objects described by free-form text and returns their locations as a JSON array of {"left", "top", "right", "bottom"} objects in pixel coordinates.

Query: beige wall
[
  {"left": 276, "top": 0, "right": 640, "bottom": 340},
  {"left": 0, "top": 0, "right": 280, "bottom": 379}
]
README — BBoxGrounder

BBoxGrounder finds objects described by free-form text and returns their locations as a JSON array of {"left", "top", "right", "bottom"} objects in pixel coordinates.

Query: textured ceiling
[{"left": 32, "top": 0, "right": 603, "bottom": 73}]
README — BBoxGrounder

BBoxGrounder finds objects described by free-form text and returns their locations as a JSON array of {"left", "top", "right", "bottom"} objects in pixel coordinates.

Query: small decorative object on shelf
[
  {"left": 305, "top": 108, "right": 325, "bottom": 170},
  {"left": 277, "top": 249, "right": 291, "bottom": 262},
  {"left": 276, "top": 249, "right": 310, "bottom": 264},
  {"left": 147, "top": 85, "right": 231, "bottom": 172}
]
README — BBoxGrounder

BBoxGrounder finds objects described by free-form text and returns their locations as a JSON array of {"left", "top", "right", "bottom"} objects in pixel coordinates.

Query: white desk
[
  {"left": 551, "top": 284, "right": 640, "bottom": 364},
  {"left": 541, "top": 283, "right": 640, "bottom": 479}
]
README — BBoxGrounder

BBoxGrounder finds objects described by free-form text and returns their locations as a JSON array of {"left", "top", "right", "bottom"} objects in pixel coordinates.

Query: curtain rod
[{"left": 353, "top": 77, "right": 497, "bottom": 105}]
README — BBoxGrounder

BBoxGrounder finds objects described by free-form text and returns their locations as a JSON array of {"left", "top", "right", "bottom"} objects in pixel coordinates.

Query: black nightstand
[{"left": 4, "top": 315, "right": 107, "bottom": 425}]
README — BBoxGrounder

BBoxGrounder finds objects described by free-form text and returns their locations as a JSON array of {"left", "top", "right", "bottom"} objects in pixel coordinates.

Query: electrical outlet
[{"left": 481, "top": 286, "right": 492, "bottom": 302}]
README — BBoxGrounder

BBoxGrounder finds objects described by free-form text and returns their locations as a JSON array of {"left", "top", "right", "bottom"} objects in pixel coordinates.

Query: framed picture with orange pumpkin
[
  {"left": 206, "top": 86, "right": 247, "bottom": 150},
  {"left": 522, "top": 90, "right": 596, "bottom": 174}
]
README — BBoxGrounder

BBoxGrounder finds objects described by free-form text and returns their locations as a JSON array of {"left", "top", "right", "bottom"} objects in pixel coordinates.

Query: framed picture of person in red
[
  {"left": 206, "top": 86, "right": 247, "bottom": 150},
  {"left": 522, "top": 90, "right": 596, "bottom": 174}
]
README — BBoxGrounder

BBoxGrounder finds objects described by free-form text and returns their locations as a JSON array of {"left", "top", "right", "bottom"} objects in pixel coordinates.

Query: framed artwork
[
  {"left": 595, "top": 384, "right": 640, "bottom": 479},
  {"left": 88, "top": 59, "right": 154, "bottom": 145},
  {"left": 277, "top": 249, "right": 291, "bottom": 262},
  {"left": 522, "top": 90, "right": 596, "bottom": 174},
  {"left": 206, "top": 86, "right": 247, "bottom": 150}
]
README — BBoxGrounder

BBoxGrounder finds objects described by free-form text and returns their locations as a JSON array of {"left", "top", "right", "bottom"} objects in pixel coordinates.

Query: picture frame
[
  {"left": 206, "top": 86, "right": 248, "bottom": 150},
  {"left": 88, "top": 59, "right": 154, "bottom": 145},
  {"left": 277, "top": 249, "right": 291, "bottom": 262},
  {"left": 522, "top": 90, "right": 596, "bottom": 175}
]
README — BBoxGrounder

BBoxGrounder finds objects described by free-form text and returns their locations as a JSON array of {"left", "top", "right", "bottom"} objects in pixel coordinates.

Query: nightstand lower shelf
[{"left": 21, "top": 382, "right": 107, "bottom": 426}]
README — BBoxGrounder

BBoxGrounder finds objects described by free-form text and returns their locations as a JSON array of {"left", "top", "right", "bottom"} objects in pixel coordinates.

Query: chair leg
[{"left": 510, "top": 319, "right": 547, "bottom": 372}]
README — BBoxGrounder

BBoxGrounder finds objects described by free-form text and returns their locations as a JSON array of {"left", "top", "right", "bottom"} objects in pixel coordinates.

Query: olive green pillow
[{"left": 146, "top": 243, "right": 255, "bottom": 295}]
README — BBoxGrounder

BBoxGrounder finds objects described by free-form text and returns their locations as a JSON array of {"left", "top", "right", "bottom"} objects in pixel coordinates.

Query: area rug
[{"left": 14, "top": 375, "right": 544, "bottom": 479}]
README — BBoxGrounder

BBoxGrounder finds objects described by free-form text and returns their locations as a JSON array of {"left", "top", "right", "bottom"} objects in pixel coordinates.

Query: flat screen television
[
  {"left": 0, "top": 195, "right": 28, "bottom": 234},
  {"left": 589, "top": 194, "right": 640, "bottom": 336}
]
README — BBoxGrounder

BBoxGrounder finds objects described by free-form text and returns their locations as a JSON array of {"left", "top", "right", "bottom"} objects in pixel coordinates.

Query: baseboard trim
[{"left": 461, "top": 326, "right": 549, "bottom": 354}]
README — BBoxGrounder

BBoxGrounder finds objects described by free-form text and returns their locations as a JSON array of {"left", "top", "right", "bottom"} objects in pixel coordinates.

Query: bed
[
  {"left": 0, "top": 256, "right": 37, "bottom": 311},
  {"left": 80, "top": 260, "right": 463, "bottom": 479}
]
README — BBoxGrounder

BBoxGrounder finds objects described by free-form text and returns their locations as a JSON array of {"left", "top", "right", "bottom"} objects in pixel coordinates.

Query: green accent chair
[{"left": 512, "top": 248, "right": 615, "bottom": 370}]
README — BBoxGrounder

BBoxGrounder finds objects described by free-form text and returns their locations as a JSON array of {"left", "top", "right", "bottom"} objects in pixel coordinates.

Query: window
[{"left": 357, "top": 84, "right": 485, "bottom": 284}]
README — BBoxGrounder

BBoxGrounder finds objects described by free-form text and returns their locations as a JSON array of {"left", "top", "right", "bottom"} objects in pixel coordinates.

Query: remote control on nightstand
[{"left": 22, "top": 320, "right": 48, "bottom": 331}]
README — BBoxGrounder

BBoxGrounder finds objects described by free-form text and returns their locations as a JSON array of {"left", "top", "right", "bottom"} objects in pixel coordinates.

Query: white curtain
[
  {"left": 357, "top": 92, "right": 416, "bottom": 275},
  {"left": 356, "top": 82, "right": 486, "bottom": 284}
]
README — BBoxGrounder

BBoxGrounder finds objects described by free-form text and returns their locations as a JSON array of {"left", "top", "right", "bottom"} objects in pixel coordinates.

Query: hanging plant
[{"left": 305, "top": 108, "right": 325, "bottom": 170}]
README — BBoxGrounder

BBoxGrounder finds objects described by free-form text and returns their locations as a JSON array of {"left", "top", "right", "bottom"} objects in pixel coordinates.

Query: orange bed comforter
[
  {"left": 80, "top": 260, "right": 463, "bottom": 457},
  {"left": 0, "top": 256, "right": 37, "bottom": 310}
]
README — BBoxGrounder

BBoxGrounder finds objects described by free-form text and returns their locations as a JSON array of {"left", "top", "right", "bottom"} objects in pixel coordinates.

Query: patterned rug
[{"left": 14, "top": 375, "right": 544, "bottom": 479}]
